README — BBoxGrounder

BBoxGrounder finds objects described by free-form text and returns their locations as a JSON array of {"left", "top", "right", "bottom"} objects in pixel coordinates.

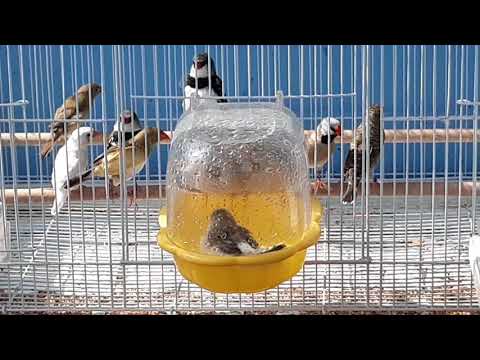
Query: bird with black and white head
[
  {"left": 306, "top": 117, "right": 342, "bottom": 195},
  {"left": 103, "top": 110, "right": 143, "bottom": 153},
  {"left": 183, "top": 52, "right": 227, "bottom": 112},
  {"left": 91, "top": 110, "right": 143, "bottom": 198}
]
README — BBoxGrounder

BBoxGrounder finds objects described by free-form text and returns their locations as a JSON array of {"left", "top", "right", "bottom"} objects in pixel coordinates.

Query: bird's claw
[
  {"left": 107, "top": 180, "right": 119, "bottom": 199},
  {"left": 311, "top": 179, "right": 327, "bottom": 195},
  {"left": 127, "top": 184, "right": 139, "bottom": 208}
]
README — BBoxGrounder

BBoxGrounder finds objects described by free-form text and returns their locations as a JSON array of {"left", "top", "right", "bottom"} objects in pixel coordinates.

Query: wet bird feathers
[{"left": 204, "top": 209, "right": 285, "bottom": 256}]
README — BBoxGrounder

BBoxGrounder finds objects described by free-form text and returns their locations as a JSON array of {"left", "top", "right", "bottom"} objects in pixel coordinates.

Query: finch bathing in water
[
  {"left": 41, "top": 83, "right": 102, "bottom": 159},
  {"left": 203, "top": 208, "right": 286, "bottom": 256}
]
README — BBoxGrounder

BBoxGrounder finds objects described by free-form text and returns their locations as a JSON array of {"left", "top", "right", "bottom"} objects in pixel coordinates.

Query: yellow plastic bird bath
[
  {"left": 158, "top": 95, "right": 320, "bottom": 293},
  {"left": 157, "top": 199, "right": 323, "bottom": 294}
]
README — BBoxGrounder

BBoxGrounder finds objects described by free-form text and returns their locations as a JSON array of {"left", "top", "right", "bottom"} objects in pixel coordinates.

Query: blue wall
[{"left": 1, "top": 45, "right": 479, "bottom": 184}]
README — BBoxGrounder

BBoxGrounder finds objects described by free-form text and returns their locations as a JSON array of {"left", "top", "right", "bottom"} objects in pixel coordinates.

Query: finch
[
  {"left": 41, "top": 83, "right": 102, "bottom": 159},
  {"left": 306, "top": 117, "right": 342, "bottom": 195},
  {"left": 342, "top": 104, "right": 384, "bottom": 204},
  {"left": 51, "top": 127, "right": 103, "bottom": 215},
  {"left": 183, "top": 52, "right": 226, "bottom": 112},
  {"left": 203, "top": 208, "right": 285, "bottom": 256},
  {"left": 65, "top": 128, "right": 170, "bottom": 190}
]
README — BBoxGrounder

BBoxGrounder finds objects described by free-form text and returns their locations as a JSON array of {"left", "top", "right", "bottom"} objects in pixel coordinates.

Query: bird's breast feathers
[{"left": 184, "top": 86, "right": 220, "bottom": 99}]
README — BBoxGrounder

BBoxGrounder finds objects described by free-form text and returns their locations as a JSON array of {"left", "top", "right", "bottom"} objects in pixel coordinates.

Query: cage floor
[{"left": 1, "top": 196, "right": 479, "bottom": 313}]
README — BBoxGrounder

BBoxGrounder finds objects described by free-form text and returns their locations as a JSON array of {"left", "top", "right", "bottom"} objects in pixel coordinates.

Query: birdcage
[{"left": 0, "top": 45, "right": 479, "bottom": 314}]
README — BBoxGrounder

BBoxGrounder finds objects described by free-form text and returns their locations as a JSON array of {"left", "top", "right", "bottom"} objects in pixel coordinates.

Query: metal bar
[
  {"left": 130, "top": 93, "right": 355, "bottom": 100},
  {"left": 3, "top": 181, "right": 480, "bottom": 204},
  {"left": 119, "top": 259, "right": 375, "bottom": 266},
  {"left": 4, "top": 306, "right": 479, "bottom": 314},
  {"left": 44, "top": 259, "right": 466, "bottom": 266},
  {"left": 0, "top": 100, "right": 29, "bottom": 108}
]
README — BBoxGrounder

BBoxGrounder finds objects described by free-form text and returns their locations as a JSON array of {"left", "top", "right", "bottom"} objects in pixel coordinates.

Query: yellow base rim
[{"left": 157, "top": 200, "right": 323, "bottom": 293}]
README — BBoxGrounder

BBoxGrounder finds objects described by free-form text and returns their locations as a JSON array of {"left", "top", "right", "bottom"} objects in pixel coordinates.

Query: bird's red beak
[
  {"left": 159, "top": 130, "right": 170, "bottom": 143},
  {"left": 335, "top": 126, "right": 342, "bottom": 136},
  {"left": 123, "top": 115, "right": 132, "bottom": 124}
]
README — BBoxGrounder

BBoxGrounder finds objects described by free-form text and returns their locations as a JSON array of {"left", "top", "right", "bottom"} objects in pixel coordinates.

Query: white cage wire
[{"left": 0, "top": 45, "right": 479, "bottom": 314}]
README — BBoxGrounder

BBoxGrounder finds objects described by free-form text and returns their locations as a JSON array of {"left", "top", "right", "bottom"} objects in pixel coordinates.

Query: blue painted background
[{"left": 0, "top": 45, "right": 479, "bottom": 185}]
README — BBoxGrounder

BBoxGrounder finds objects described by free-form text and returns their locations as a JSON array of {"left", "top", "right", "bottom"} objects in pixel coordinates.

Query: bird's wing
[
  {"left": 53, "top": 104, "right": 65, "bottom": 121},
  {"left": 92, "top": 130, "right": 136, "bottom": 168},
  {"left": 55, "top": 95, "right": 78, "bottom": 120},
  {"left": 92, "top": 151, "right": 107, "bottom": 168},
  {"left": 66, "top": 156, "right": 84, "bottom": 184},
  {"left": 343, "top": 148, "right": 357, "bottom": 172},
  {"left": 231, "top": 228, "right": 258, "bottom": 255},
  {"left": 305, "top": 135, "right": 315, "bottom": 167},
  {"left": 52, "top": 147, "right": 67, "bottom": 189},
  {"left": 352, "top": 123, "right": 363, "bottom": 148},
  {"left": 97, "top": 143, "right": 141, "bottom": 178},
  {"left": 104, "top": 144, "right": 132, "bottom": 163},
  {"left": 91, "top": 131, "right": 118, "bottom": 167},
  {"left": 52, "top": 146, "right": 82, "bottom": 190},
  {"left": 236, "top": 225, "right": 259, "bottom": 249},
  {"left": 315, "top": 142, "right": 336, "bottom": 170},
  {"left": 51, "top": 118, "right": 64, "bottom": 130},
  {"left": 213, "top": 76, "right": 227, "bottom": 102},
  {"left": 108, "top": 131, "right": 119, "bottom": 147},
  {"left": 110, "top": 129, "right": 139, "bottom": 148}
]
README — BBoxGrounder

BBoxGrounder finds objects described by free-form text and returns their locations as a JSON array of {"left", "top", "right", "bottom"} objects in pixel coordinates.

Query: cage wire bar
[{"left": 0, "top": 45, "right": 479, "bottom": 313}]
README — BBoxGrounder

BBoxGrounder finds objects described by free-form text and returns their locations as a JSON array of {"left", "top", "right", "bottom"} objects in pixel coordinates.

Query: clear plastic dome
[{"left": 166, "top": 96, "right": 311, "bottom": 255}]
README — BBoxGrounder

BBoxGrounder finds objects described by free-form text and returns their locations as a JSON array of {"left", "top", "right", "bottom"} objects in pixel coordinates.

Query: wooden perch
[
  {"left": 369, "top": 129, "right": 480, "bottom": 143},
  {"left": 3, "top": 181, "right": 480, "bottom": 205},
  {"left": 2, "top": 185, "right": 168, "bottom": 205},
  {"left": 1, "top": 129, "right": 480, "bottom": 146},
  {"left": 0, "top": 133, "right": 110, "bottom": 146},
  {"left": 0, "top": 131, "right": 174, "bottom": 146}
]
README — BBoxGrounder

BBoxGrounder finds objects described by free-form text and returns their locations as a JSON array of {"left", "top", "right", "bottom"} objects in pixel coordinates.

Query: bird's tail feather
[
  {"left": 64, "top": 168, "right": 94, "bottom": 190},
  {"left": 262, "top": 243, "right": 286, "bottom": 254},
  {"left": 40, "top": 140, "right": 54, "bottom": 159},
  {"left": 51, "top": 189, "right": 66, "bottom": 216}
]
